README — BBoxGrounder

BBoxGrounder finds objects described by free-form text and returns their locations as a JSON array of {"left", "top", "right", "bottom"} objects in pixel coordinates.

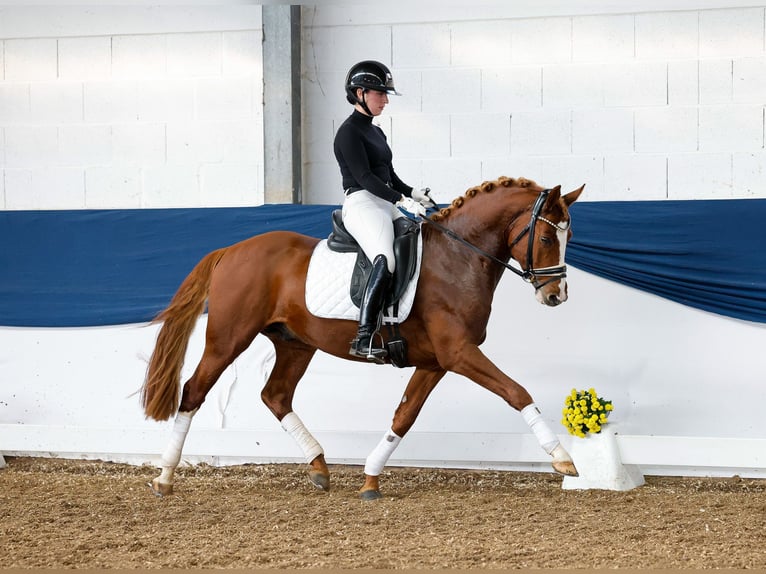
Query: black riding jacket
[{"left": 333, "top": 109, "right": 413, "bottom": 204}]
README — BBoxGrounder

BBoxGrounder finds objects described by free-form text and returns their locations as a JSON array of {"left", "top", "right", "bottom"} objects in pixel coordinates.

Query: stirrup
[{"left": 349, "top": 334, "right": 388, "bottom": 364}]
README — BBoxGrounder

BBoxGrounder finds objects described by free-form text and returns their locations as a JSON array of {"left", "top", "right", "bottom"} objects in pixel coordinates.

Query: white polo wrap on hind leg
[
  {"left": 281, "top": 412, "right": 324, "bottom": 463},
  {"left": 158, "top": 409, "right": 197, "bottom": 484},
  {"left": 364, "top": 429, "right": 402, "bottom": 476},
  {"left": 521, "top": 403, "right": 559, "bottom": 455}
]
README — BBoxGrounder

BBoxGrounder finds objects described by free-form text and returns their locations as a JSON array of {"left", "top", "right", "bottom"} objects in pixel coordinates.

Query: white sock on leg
[{"left": 521, "top": 403, "right": 559, "bottom": 455}]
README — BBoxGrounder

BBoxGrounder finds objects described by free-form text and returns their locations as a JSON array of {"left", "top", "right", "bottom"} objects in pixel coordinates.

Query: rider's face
[{"left": 357, "top": 88, "right": 388, "bottom": 116}]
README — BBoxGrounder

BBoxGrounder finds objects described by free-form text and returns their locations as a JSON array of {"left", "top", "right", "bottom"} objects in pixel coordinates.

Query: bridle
[{"left": 422, "top": 188, "right": 569, "bottom": 291}]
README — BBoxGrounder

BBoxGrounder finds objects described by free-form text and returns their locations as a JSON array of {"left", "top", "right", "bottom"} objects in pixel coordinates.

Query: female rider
[{"left": 334, "top": 60, "right": 435, "bottom": 363}]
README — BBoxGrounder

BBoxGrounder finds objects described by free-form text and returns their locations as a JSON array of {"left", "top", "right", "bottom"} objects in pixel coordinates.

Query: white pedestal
[
  {"left": 562, "top": 428, "right": 645, "bottom": 491},
  {"left": 0, "top": 454, "right": 6, "bottom": 469}
]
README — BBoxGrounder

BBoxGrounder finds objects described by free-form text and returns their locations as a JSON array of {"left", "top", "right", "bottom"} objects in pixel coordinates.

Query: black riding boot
[{"left": 350, "top": 254, "right": 392, "bottom": 364}]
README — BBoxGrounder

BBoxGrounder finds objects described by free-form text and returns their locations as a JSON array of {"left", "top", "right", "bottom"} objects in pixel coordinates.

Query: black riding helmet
[{"left": 345, "top": 60, "right": 401, "bottom": 115}]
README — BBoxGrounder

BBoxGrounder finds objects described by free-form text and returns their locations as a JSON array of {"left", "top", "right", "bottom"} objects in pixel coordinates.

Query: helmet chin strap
[{"left": 357, "top": 89, "right": 373, "bottom": 116}]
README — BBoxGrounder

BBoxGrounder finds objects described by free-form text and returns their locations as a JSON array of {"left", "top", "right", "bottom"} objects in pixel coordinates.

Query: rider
[{"left": 334, "top": 60, "right": 435, "bottom": 363}]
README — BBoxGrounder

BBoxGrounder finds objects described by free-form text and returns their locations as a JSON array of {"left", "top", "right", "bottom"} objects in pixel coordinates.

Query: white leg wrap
[
  {"left": 364, "top": 429, "right": 402, "bottom": 476},
  {"left": 281, "top": 412, "right": 324, "bottom": 463},
  {"left": 521, "top": 403, "right": 559, "bottom": 455},
  {"left": 158, "top": 409, "right": 196, "bottom": 483}
]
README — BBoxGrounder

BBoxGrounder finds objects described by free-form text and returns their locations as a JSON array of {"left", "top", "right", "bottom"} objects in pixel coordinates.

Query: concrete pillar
[{"left": 262, "top": 5, "right": 302, "bottom": 204}]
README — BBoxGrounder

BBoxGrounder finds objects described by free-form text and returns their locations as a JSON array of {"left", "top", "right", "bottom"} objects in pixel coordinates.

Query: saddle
[{"left": 326, "top": 209, "right": 420, "bottom": 309}]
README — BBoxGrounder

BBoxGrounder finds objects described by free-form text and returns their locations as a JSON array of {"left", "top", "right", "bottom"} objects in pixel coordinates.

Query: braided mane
[{"left": 430, "top": 176, "right": 540, "bottom": 222}]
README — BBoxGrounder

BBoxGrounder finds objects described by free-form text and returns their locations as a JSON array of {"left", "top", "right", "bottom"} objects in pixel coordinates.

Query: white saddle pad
[{"left": 305, "top": 236, "right": 423, "bottom": 323}]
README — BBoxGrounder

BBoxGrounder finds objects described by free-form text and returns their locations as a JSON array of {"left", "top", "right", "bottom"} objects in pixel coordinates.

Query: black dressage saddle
[{"left": 326, "top": 209, "right": 420, "bottom": 309}]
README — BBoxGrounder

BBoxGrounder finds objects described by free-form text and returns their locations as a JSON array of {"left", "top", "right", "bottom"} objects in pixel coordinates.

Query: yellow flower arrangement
[{"left": 561, "top": 388, "right": 613, "bottom": 437}]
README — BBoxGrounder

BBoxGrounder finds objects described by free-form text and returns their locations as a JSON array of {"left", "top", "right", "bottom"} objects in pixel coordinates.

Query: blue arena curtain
[
  {"left": 566, "top": 198, "right": 766, "bottom": 324},
  {"left": 1, "top": 199, "right": 765, "bottom": 327},
  {"left": 0, "top": 205, "right": 336, "bottom": 327}
]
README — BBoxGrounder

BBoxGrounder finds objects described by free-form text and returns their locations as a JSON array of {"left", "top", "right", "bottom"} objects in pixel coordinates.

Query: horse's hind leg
[
  {"left": 260, "top": 336, "right": 329, "bottom": 491},
  {"left": 150, "top": 408, "right": 196, "bottom": 496},
  {"left": 150, "top": 335, "right": 256, "bottom": 496}
]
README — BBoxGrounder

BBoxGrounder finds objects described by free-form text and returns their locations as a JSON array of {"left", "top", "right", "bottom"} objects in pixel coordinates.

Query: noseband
[{"left": 424, "top": 189, "right": 568, "bottom": 291}]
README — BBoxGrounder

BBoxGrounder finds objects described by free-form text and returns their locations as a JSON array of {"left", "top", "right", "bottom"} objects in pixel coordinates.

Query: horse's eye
[{"left": 540, "top": 235, "right": 553, "bottom": 246}]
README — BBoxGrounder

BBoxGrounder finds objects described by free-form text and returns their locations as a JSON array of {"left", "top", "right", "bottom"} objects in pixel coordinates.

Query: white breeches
[{"left": 342, "top": 190, "right": 404, "bottom": 274}]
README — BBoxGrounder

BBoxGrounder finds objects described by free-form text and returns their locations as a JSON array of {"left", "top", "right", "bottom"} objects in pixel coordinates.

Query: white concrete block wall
[
  {"left": 5, "top": 39, "right": 58, "bottom": 81},
  {"left": 59, "top": 37, "right": 112, "bottom": 80},
  {"left": 668, "top": 61, "right": 700, "bottom": 105},
  {"left": 636, "top": 12, "right": 700, "bottom": 59},
  {"left": 735, "top": 57, "right": 766, "bottom": 100},
  {"left": 0, "top": 7, "right": 264, "bottom": 210},
  {"left": 302, "top": 4, "right": 766, "bottom": 205},
  {"left": 2, "top": 4, "right": 766, "bottom": 209},
  {"left": 734, "top": 151, "right": 766, "bottom": 195}
]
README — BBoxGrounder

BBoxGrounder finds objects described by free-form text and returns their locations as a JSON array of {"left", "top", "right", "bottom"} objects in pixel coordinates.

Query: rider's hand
[
  {"left": 396, "top": 196, "right": 427, "bottom": 218},
  {"left": 411, "top": 187, "right": 436, "bottom": 209}
]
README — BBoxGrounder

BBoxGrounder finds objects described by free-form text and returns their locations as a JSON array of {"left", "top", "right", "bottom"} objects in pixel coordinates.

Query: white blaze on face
[{"left": 534, "top": 218, "right": 570, "bottom": 304}]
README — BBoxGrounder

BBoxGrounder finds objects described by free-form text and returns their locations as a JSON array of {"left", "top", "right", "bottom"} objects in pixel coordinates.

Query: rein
[{"left": 422, "top": 189, "right": 568, "bottom": 291}]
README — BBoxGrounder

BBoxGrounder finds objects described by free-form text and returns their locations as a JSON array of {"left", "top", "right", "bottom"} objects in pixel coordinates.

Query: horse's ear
[
  {"left": 546, "top": 185, "right": 562, "bottom": 205},
  {"left": 563, "top": 184, "right": 585, "bottom": 207}
]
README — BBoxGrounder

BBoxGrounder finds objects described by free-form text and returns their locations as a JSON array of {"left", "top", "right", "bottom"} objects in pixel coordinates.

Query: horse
[{"left": 140, "top": 176, "right": 584, "bottom": 500}]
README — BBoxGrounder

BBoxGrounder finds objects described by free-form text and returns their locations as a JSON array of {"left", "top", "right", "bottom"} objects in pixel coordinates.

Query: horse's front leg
[
  {"left": 360, "top": 367, "right": 446, "bottom": 500},
  {"left": 437, "top": 341, "right": 578, "bottom": 477}
]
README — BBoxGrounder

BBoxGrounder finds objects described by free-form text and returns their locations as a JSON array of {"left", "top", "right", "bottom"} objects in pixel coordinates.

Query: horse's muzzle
[
  {"left": 536, "top": 279, "right": 568, "bottom": 307},
  {"left": 545, "top": 293, "right": 564, "bottom": 307}
]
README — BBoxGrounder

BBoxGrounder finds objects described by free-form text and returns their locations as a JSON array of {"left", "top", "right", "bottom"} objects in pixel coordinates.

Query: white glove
[
  {"left": 396, "top": 196, "right": 427, "bottom": 218},
  {"left": 411, "top": 187, "right": 436, "bottom": 208}
]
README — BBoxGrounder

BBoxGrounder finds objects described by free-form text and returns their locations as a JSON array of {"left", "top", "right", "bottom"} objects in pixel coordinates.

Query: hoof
[
  {"left": 552, "top": 460, "right": 579, "bottom": 477},
  {"left": 147, "top": 478, "right": 174, "bottom": 497},
  {"left": 309, "top": 471, "right": 330, "bottom": 492},
  {"left": 359, "top": 489, "right": 382, "bottom": 501}
]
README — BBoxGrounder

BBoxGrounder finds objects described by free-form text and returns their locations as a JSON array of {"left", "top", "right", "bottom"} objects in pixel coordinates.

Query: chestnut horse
[{"left": 141, "top": 176, "right": 584, "bottom": 499}]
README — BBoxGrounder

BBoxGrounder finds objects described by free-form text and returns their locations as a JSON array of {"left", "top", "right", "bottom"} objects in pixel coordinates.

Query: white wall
[
  {"left": 4, "top": 3, "right": 765, "bottom": 209},
  {"left": 302, "top": 3, "right": 766, "bottom": 204},
  {"left": 0, "top": 6, "right": 264, "bottom": 209}
]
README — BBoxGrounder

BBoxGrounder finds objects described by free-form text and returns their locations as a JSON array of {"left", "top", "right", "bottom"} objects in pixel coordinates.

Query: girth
[{"left": 326, "top": 209, "right": 420, "bottom": 308}]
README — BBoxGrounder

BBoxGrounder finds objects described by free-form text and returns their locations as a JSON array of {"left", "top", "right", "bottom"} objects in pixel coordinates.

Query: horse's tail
[{"left": 141, "top": 248, "right": 227, "bottom": 421}]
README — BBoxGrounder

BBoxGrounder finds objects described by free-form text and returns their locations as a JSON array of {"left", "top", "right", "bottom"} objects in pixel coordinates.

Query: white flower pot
[{"left": 561, "top": 425, "right": 645, "bottom": 491}]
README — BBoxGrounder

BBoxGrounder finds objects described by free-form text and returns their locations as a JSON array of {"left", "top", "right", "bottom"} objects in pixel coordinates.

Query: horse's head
[
  {"left": 508, "top": 183, "right": 584, "bottom": 307},
  {"left": 428, "top": 177, "right": 583, "bottom": 306}
]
